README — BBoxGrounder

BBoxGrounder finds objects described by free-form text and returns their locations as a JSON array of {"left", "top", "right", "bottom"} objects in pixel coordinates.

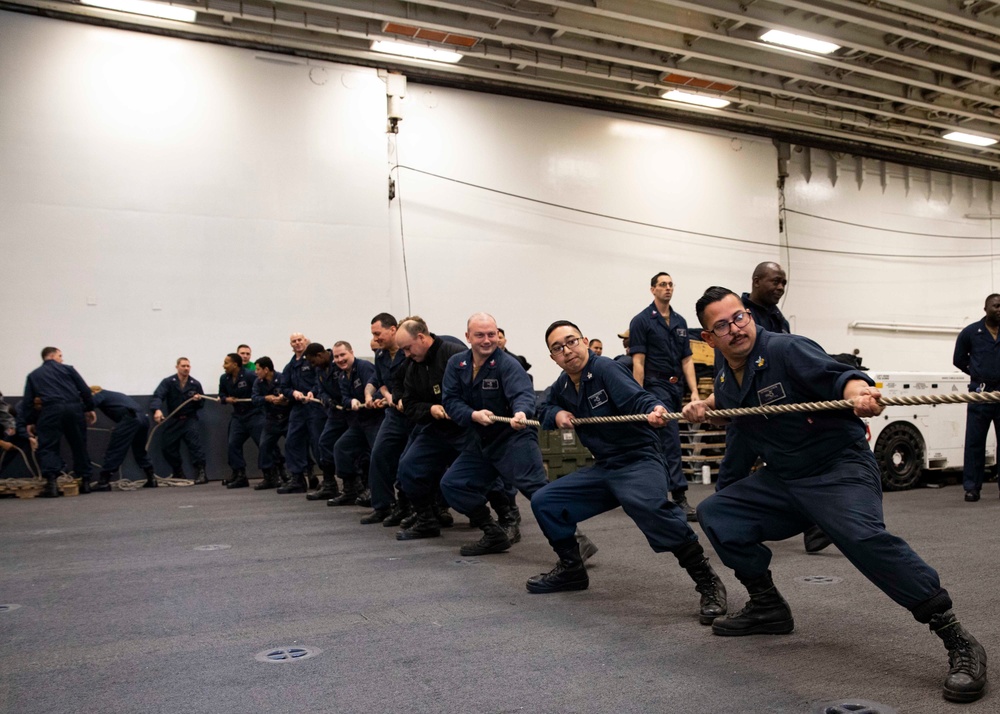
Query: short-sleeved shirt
[
  {"left": 953, "top": 318, "right": 1000, "bottom": 389},
  {"left": 628, "top": 302, "right": 693, "bottom": 378}
]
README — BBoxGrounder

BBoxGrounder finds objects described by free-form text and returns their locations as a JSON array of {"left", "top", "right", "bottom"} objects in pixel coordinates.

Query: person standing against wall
[
  {"left": 151, "top": 358, "right": 207, "bottom": 484},
  {"left": 17, "top": 347, "right": 96, "bottom": 496},
  {"left": 953, "top": 293, "right": 1000, "bottom": 502},
  {"left": 629, "top": 272, "right": 699, "bottom": 519},
  {"left": 237, "top": 344, "right": 255, "bottom": 372}
]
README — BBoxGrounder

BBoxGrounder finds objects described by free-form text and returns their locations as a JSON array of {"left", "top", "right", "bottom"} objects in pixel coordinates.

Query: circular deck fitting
[
  {"left": 254, "top": 646, "right": 322, "bottom": 663},
  {"left": 795, "top": 575, "right": 843, "bottom": 586},
  {"left": 814, "top": 699, "right": 896, "bottom": 714},
  {"left": 193, "top": 544, "right": 231, "bottom": 551}
]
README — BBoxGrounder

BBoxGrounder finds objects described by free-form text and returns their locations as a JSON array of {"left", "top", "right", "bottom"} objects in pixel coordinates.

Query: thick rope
[
  {"left": 145, "top": 395, "right": 220, "bottom": 451},
  {"left": 488, "top": 390, "right": 1000, "bottom": 428}
]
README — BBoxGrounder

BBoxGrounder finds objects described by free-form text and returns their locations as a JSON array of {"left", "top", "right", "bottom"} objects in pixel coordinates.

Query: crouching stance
[
  {"left": 685, "top": 287, "right": 987, "bottom": 703},
  {"left": 528, "top": 320, "right": 726, "bottom": 626}
]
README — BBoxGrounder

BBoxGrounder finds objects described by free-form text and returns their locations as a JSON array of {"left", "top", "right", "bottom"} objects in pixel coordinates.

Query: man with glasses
[
  {"left": 684, "top": 287, "right": 986, "bottom": 704},
  {"left": 525, "top": 320, "right": 727, "bottom": 628},
  {"left": 628, "top": 272, "right": 699, "bottom": 519},
  {"left": 716, "top": 262, "right": 833, "bottom": 554}
]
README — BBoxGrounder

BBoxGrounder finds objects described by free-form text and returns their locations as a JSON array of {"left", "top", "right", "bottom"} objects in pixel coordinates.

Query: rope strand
[{"left": 487, "top": 390, "right": 1000, "bottom": 428}]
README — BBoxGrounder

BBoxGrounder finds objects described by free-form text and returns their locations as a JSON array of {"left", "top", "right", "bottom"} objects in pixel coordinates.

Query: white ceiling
[{"left": 6, "top": 0, "right": 1000, "bottom": 178}]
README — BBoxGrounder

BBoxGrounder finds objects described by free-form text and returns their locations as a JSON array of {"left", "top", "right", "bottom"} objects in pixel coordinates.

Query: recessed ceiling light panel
[
  {"left": 760, "top": 29, "right": 840, "bottom": 55},
  {"left": 371, "top": 40, "right": 462, "bottom": 64},
  {"left": 660, "top": 90, "right": 730, "bottom": 109},
  {"left": 943, "top": 131, "right": 997, "bottom": 147}
]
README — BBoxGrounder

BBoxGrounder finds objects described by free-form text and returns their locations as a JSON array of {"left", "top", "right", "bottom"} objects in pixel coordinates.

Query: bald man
[
  {"left": 280, "top": 332, "right": 325, "bottom": 494},
  {"left": 439, "top": 312, "right": 550, "bottom": 556}
]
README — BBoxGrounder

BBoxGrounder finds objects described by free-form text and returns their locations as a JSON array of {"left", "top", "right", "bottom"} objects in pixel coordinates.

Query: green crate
[{"left": 543, "top": 453, "right": 595, "bottom": 480}]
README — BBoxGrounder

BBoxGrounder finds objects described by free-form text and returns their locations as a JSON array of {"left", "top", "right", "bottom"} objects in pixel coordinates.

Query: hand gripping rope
[{"left": 487, "top": 390, "right": 1000, "bottom": 428}]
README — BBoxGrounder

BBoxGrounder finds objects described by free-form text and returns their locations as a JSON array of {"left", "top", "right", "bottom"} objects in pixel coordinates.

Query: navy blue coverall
[
  {"left": 18, "top": 360, "right": 94, "bottom": 480},
  {"left": 282, "top": 354, "right": 325, "bottom": 476},
  {"left": 531, "top": 353, "right": 697, "bottom": 552},
  {"left": 92, "top": 389, "right": 152, "bottom": 473},
  {"left": 628, "top": 301, "right": 692, "bottom": 494},
  {"left": 953, "top": 317, "right": 1000, "bottom": 495},
  {"left": 252, "top": 373, "right": 289, "bottom": 471},
  {"left": 440, "top": 348, "right": 547, "bottom": 516},
  {"left": 697, "top": 330, "right": 952, "bottom": 621},
  {"left": 367, "top": 348, "right": 413, "bottom": 511},
  {"left": 311, "top": 355, "right": 349, "bottom": 471},
  {"left": 715, "top": 295, "right": 791, "bottom": 490},
  {"left": 334, "top": 359, "right": 383, "bottom": 480},
  {"left": 219, "top": 368, "right": 263, "bottom": 471},
  {"left": 397, "top": 336, "right": 466, "bottom": 506},
  {"left": 149, "top": 374, "right": 206, "bottom": 476}
]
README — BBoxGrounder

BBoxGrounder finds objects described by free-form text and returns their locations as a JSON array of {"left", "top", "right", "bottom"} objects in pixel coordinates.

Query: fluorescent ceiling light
[
  {"left": 371, "top": 40, "right": 462, "bottom": 64},
  {"left": 760, "top": 29, "right": 840, "bottom": 55},
  {"left": 81, "top": 0, "right": 196, "bottom": 22},
  {"left": 660, "top": 90, "right": 730, "bottom": 109},
  {"left": 943, "top": 131, "right": 997, "bottom": 147}
]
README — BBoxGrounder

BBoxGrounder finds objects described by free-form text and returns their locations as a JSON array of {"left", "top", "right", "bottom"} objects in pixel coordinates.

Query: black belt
[{"left": 647, "top": 370, "right": 680, "bottom": 383}]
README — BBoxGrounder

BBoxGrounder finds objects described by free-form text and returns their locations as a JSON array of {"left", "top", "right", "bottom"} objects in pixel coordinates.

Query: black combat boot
[
  {"left": 382, "top": 499, "right": 413, "bottom": 528},
  {"left": 41, "top": 476, "right": 61, "bottom": 498},
  {"left": 488, "top": 490, "right": 520, "bottom": 543},
  {"left": 226, "top": 468, "right": 249, "bottom": 489},
  {"left": 929, "top": 610, "right": 988, "bottom": 703},
  {"left": 277, "top": 472, "right": 307, "bottom": 494},
  {"left": 711, "top": 570, "right": 794, "bottom": 636},
  {"left": 94, "top": 470, "right": 115, "bottom": 492},
  {"left": 398, "top": 509, "right": 419, "bottom": 529},
  {"left": 460, "top": 506, "right": 513, "bottom": 556},
  {"left": 526, "top": 538, "right": 589, "bottom": 594},
  {"left": 355, "top": 489, "right": 372, "bottom": 507},
  {"left": 436, "top": 505, "right": 455, "bottom": 528},
  {"left": 79, "top": 476, "right": 93, "bottom": 494},
  {"left": 672, "top": 489, "right": 697, "bottom": 522},
  {"left": 802, "top": 524, "right": 833, "bottom": 553},
  {"left": 193, "top": 465, "right": 209, "bottom": 485},
  {"left": 396, "top": 503, "right": 442, "bottom": 540},
  {"left": 576, "top": 531, "right": 599, "bottom": 562},
  {"left": 361, "top": 507, "right": 392, "bottom": 524},
  {"left": 307, "top": 463, "right": 340, "bottom": 501},
  {"left": 327, "top": 476, "right": 362, "bottom": 506},
  {"left": 142, "top": 465, "right": 158, "bottom": 488},
  {"left": 276, "top": 463, "right": 289, "bottom": 487},
  {"left": 306, "top": 471, "right": 320, "bottom": 491},
  {"left": 253, "top": 468, "right": 277, "bottom": 490},
  {"left": 674, "top": 542, "right": 728, "bottom": 625}
]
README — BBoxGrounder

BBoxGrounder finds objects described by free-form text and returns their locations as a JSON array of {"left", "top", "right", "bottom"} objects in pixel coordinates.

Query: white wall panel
[
  {"left": 393, "top": 89, "right": 779, "bottom": 385},
  {"left": 783, "top": 150, "right": 999, "bottom": 373},
  {"left": 0, "top": 12, "right": 389, "bottom": 394}
]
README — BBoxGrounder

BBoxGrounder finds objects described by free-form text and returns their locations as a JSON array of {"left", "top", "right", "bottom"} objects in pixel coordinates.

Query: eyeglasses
[
  {"left": 710, "top": 311, "right": 752, "bottom": 337},
  {"left": 549, "top": 335, "right": 584, "bottom": 355}
]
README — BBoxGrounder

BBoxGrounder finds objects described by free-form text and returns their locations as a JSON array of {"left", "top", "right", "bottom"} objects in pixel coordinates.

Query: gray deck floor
[{"left": 1, "top": 480, "right": 996, "bottom": 714}]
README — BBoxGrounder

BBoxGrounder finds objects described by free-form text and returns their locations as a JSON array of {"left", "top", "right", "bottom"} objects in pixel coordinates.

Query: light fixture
[
  {"left": 943, "top": 131, "right": 997, "bottom": 147},
  {"left": 371, "top": 40, "right": 462, "bottom": 64},
  {"left": 660, "top": 90, "right": 730, "bottom": 109},
  {"left": 80, "top": 0, "right": 196, "bottom": 22},
  {"left": 760, "top": 29, "right": 840, "bottom": 55}
]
